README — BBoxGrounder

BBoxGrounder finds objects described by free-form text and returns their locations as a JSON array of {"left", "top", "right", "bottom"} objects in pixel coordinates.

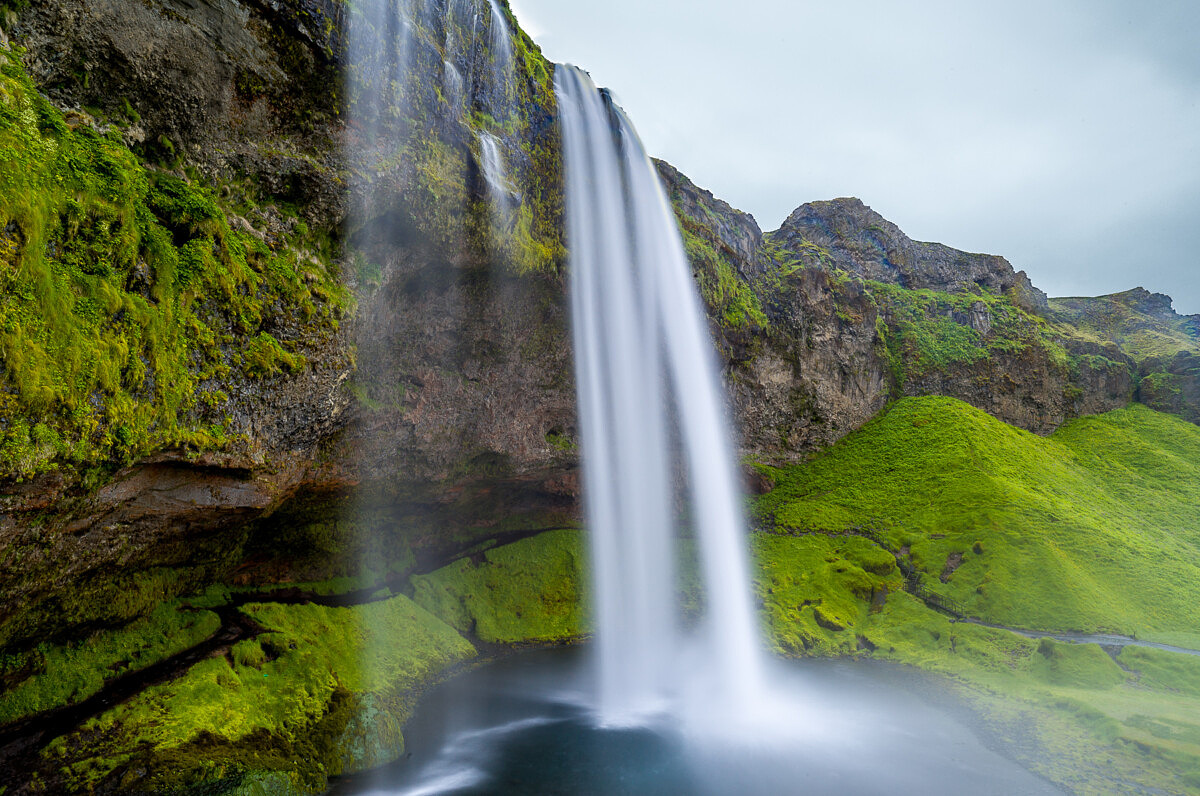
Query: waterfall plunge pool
[{"left": 332, "top": 647, "right": 1062, "bottom": 796}]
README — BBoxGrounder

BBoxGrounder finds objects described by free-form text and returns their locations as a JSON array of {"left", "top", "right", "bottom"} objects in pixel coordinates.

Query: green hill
[{"left": 755, "top": 396, "right": 1200, "bottom": 643}]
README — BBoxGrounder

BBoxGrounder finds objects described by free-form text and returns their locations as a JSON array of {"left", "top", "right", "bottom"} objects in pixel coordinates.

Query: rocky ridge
[
  {"left": 776, "top": 197, "right": 1049, "bottom": 310},
  {"left": 657, "top": 167, "right": 1142, "bottom": 449}
]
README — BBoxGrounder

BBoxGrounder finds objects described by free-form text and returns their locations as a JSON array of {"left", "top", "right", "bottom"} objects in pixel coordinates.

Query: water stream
[{"left": 557, "top": 64, "right": 765, "bottom": 726}]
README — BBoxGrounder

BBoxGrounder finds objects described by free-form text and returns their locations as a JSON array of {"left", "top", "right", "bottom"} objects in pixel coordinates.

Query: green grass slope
[{"left": 755, "top": 397, "right": 1200, "bottom": 641}]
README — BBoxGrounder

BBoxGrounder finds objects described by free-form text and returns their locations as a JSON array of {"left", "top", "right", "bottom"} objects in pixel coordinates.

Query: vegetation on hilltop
[{"left": 869, "top": 281, "right": 1071, "bottom": 380}]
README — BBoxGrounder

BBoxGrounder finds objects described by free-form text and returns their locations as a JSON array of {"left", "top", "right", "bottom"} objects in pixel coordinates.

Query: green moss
[
  {"left": 411, "top": 528, "right": 586, "bottom": 643},
  {"left": 51, "top": 594, "right": 474, "bottom": 792},
  {"left": 0, "top": 599, "right": 220, "bottom": 724},
  {"left": 0, "top": 50, "right": 349, "bottom": 482},
  {"left": 753, "top": 533, "right": 900, "bottom": 656},
  {"left": 756, "top": 398, "right": 1200, "bottom": 636},
  {"left": 243, "top": 332, "right": 306, "bottom": 378},
  {"left": 868, "top": 281, "right": 1070, "bottom": 384},
  {"left": 667, "top": 201, "right": 767, "bottom": 332},
  {"left": 544, "top": 430, "right": 575, "bottom": 451},
  {"left": 0, "top": 565, "right": 220, "bottom": 652}
]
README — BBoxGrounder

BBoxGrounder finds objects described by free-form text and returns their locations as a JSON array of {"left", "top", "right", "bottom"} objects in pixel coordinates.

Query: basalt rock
[
  {"left": 0, "top": 0, "right": 573, "bottom": 654},
  {"left": 1138, "top": 351, "right": 1200, "bottom": 425}
]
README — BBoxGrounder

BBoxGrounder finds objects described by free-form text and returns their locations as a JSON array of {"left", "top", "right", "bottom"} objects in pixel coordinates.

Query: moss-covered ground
[
  {"left": 43, "top": 594, "right": 476, "bottom": 793},
  {"left": 14, "top": 443, "right": 1200, "bottom": 796},
  {"left": 15, "top": 529, "right": 586, "bottom": 793},
  {"left": 0, "top": 598, "right": 221, "bottom": 725},
  {"left": 412, "top": 527, "right": 586, "bottom": 643},
  {"left": 4, "top": 380, "right": 1196, "bottom": 794}
]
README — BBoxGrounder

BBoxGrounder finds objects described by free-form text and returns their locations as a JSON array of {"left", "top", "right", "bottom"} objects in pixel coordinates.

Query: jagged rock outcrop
[
  {"left": 775, "top": 197, "right": 1049, "bottom": 312},
  {"left": 654, "top": 160, "right": 770, "bottom": 279},
  {"left": 657, "top": 162, "right": 889, "bottom": 456}
]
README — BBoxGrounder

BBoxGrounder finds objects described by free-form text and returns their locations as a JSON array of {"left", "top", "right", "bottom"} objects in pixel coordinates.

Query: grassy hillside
[{"left": 755, "top": 397, "right": 1200, "bottom": 643}]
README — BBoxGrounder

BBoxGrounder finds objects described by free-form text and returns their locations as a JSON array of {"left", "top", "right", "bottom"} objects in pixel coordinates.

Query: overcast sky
[{"left": 508, "top": 0, "right": 1200, "bottom": 314}]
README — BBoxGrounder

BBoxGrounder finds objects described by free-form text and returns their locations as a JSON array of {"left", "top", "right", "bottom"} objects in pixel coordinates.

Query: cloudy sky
[{"left": 508, "top": 0, "right": 1200, "bottom": 314}]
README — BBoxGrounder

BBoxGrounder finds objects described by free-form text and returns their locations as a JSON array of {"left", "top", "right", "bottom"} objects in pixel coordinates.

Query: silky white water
[
  {"left": 556, "top": 65, "right": 765, "bottom": 727},
  {"left": 478, "top": 132, "right": 509, "bottom": 197}
]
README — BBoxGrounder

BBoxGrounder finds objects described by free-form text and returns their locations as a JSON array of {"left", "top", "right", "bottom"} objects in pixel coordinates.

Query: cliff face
[
  {"left": 655, "top": 162, "right": 890, "bottom": 456},
  {"left": 0, "top": 0, "right": 577, "bottom": 656},
  {"left": 1050, "top": 288, "right": 1200, "bottom": 424},
  {"left": 656, "top": 167, "right": 1139, "bottom": 455}
]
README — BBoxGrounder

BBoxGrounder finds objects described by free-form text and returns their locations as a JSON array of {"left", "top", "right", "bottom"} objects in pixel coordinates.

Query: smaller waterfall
[
  {"left": 348, "top": 0, "right": 416, "bottom": 141},
  {"left": 478, "top": 132, "right": 510, "bottom": 197},
  {"left": 482, "top": 0, "right": 514, "bottom": 121},
  {"left": 485, "top": 0, "right": 513, "bottom": 72},
  {"left": 443, "top": 59, "right": 464, "bottom": 110},
  {"left": 557, "top": 65, "right": 765, "bottom": 728}
]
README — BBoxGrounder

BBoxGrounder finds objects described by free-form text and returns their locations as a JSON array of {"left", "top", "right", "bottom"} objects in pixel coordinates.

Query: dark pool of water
[{"left": 334, "top": 648, "right": 1062, "bottom": 796}]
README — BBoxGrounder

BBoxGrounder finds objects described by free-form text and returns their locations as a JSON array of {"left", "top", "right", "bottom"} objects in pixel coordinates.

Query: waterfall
[
  {"left": 485, "top": 0, "right": 513, "bottom": 76},
  {"left": 348, "top": 0, "right": 415, "bottom": 143},
  {"left": 478, "top": 132, "right": 509, "bottom": 196},
  {"left": 556, "top": 65, "right": 764, "bottom": 727},
  {"left": 482, "top": 0, "right": 514, "bottom": 121}
]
